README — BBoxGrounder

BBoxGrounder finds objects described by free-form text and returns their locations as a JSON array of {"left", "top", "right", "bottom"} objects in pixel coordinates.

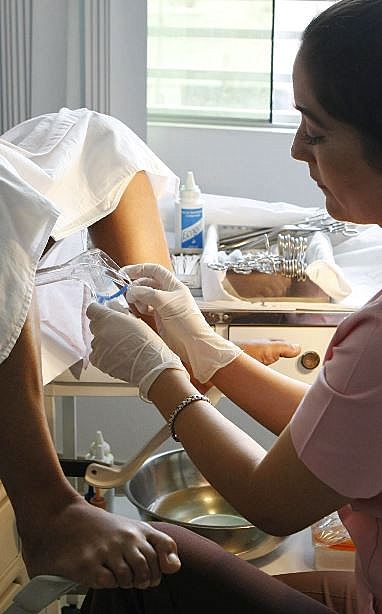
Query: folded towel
[
  {"left": 333, "top": 225, "right": 382, "bottom": 306},
  {"left": 305, "top": 232, "right": 352, "bottom": 301},
  {"left": 201, "top": 225, "right": 235, "bottom": 301}
]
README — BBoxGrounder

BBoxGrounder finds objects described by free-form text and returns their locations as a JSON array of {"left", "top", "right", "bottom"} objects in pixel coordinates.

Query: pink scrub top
[{"left": 290, "top": 290, "right": 382, "bottom": 614}]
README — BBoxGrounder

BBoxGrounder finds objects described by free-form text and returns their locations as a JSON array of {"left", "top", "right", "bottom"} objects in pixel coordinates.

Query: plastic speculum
[{"left": 35, "top": 248, "right": 131, "bottom": 304}]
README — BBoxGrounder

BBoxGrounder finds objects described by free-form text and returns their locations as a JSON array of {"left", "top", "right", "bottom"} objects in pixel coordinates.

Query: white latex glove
[
  {"left": 86, "top": 302, "right": 188, "bottom": 401},
  {"left": 120, "top": 263, "right": 243, "bottom": 383}
]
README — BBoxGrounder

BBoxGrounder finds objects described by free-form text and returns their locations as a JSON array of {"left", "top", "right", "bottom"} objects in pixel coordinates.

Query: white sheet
[
  {"left": 305, "top": 232, "right": 352, "bottom": 301},
  {"left": 0, "top": 148, "right": 59, "bottom": 364},
  {"left": 0, "top": 108, "right": 178, "bottom": 382}
]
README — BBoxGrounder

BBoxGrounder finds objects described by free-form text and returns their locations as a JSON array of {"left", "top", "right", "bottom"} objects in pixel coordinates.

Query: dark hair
[{"left": 300, "top": 0, "right": 382, "bottom": 168}]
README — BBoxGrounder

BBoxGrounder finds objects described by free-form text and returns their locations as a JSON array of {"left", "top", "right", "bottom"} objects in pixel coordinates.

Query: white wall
[
  {"left": 148, "top": 123, "right": 325, "bottom": 207},
  {"left": 59, "top": 395, "right": 277, "bottom": 463},
  {"left": 30, "top": 0, "right": 70, "bottom": 117},
  {"left": 109, "top": 0, "right": 148, "bottom": 140}
]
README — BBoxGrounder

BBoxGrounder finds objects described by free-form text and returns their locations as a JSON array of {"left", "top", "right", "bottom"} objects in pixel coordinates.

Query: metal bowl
[{"left": 125, "top": 449, "right": 284, "bottom": 560}]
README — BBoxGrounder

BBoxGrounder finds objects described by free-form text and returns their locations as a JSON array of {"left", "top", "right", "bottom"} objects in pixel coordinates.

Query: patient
[
  {"left": 0, "top": 108, "right": 181, "bottom": 589},
  {"left": 0, "top": 108, "right": 299, "bottom": 591}
]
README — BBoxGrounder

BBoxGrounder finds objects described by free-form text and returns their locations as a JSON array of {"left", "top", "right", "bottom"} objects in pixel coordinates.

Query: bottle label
[{"left": 181, "top": 207, "right": 204, "bottom": 249}]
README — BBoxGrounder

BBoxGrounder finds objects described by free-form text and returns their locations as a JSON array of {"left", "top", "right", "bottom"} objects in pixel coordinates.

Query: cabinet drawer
[
  {"left": 0, "top": 496, "right": 20, "bottom": 579},
  {"left": 229, "top": 326, "right": 335, "bottom": 383}
]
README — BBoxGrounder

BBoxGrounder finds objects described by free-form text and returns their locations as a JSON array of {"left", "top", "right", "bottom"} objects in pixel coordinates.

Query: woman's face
[{"left": 291, "top": 52, "right": 382, "bottom": 226}]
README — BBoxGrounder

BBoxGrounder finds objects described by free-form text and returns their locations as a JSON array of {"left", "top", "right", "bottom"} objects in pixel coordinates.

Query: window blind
[{"left": 147, "top": 0, "right": 336, "bottom": 127}]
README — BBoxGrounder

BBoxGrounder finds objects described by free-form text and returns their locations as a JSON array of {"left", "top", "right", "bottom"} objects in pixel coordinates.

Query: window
[{"left": 147, "top": 0, "right": 336, "bottom": 127}]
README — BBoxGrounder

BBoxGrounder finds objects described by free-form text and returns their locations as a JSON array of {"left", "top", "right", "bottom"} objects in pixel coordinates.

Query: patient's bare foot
[{"left": 20, "top": 495, "right": 181, "bottom": 589}]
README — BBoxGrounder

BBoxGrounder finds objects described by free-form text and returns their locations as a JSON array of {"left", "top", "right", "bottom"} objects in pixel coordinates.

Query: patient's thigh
[{"left": 81, "top": 523, "right": 336, "bottom": 614}]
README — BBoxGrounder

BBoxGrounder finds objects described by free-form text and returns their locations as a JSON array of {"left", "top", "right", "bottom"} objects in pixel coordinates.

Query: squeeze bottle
[
  {"left": 175, "top": 171, "right": 205, "bottom": 253},
  {"left": 86, "top": 430, "right": 114, "bottom": 465},
  {"left": 86, "top": 430, "right": 115, "bottom": 512}
]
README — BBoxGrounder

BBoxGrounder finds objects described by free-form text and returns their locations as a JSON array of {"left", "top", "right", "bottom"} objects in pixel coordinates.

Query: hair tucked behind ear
[{"left": 300, "top": 0, "right": 382, "bottom": 168}]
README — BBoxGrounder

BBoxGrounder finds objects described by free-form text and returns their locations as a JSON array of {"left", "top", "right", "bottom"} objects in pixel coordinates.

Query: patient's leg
[
  {"left": 0, "top": 172, "right": 177, "bottom": 586},
  {"left": 0, "top": 297, "right": 68, "bottom": 525},
  {"left": 0, "top": 299, "right": 180, "bottom": 587},
  {"left": 89, "top": 170, "right": 172, "bottom": 268},
  {"left": 81, "top": 523, "right": 334, "bottom": 614}
]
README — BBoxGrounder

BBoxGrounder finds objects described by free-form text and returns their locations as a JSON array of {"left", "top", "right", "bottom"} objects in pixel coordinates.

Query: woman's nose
[{"left": 291, "top": 127, "right": 311, "bottom": 163}]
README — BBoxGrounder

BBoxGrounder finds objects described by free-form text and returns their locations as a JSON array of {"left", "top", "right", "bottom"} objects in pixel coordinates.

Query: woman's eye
[{"left": 300, "top": 131, "right": 324, "bottom": 145}]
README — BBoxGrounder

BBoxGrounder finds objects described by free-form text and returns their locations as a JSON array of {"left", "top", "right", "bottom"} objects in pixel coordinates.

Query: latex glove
[
  {"left": 120, "top": 263, "right": 243, "bottom": 384},
  {"left": 86, "top": 302, "right": 188, "bottom": 400}
]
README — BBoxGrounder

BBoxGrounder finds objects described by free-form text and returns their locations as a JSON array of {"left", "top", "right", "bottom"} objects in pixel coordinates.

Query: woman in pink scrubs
[{"left": 85, "top": 1, "right": 382, "bottom": 612}]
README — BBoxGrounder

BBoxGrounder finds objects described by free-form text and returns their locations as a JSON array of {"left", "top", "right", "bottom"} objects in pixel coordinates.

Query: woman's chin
[{"left": 324, "top": 196, "right": 344, "bottom": 221}]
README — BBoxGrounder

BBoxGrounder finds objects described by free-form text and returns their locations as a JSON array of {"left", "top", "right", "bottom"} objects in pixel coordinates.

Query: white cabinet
[
  {"left": 202, "top": 307, "right": 348, "bottom": 384},
  {"left": 229, "top": 325, "right": 335, "bottom": 383}
]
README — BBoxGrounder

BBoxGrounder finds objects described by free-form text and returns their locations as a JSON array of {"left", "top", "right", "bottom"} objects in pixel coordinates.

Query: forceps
[{"left": 219, "top": 218, "right": 359, "bottom": 252}]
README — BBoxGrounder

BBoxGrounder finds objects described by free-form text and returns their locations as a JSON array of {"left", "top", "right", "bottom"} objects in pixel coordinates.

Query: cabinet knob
[
  {"left": 204, "top": 312, "right": 220, "bottom": 324},
  {"left": 300, "top": 351, "right": 321, "bottom": 370},
  {"left": 203, "top": 312, "right": 232, "bottom": 325}
]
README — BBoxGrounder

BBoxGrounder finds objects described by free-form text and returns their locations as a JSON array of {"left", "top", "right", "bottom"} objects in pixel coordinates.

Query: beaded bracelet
[{"left": 168, "top": 393, "right": 212, "bottom": 441}]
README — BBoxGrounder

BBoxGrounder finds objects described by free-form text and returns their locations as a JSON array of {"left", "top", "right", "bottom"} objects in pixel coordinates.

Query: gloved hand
[
  {"left": 86, "top": 302, "right": 188, "bottom": 400},
  {"left": 120, "top": 263, "right": 243, "bottom": 383}
]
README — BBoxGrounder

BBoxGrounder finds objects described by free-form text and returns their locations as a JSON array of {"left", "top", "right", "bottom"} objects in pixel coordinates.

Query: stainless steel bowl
[{"left": 125, "top": 448, "right": 284, "bottom": 560}]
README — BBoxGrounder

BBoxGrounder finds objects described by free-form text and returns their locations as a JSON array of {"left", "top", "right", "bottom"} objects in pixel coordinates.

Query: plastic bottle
[
  {"left": 90, "top": 487, "right": 107, "bottom": 510},
  {"left": 86, "top": 430, "right": 114, "bottom": 465},
  {"left": 175, "top": 171, "right": 205, "bottom": 253},
  {"left": 85, "top": 430, "right": 115, "bottom": 512}
]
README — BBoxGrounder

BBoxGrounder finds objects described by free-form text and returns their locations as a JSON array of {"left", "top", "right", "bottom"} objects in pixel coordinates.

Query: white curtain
[
  {"left": 0, "top": 0, "right": 32, "bottom": 133},
  {"left": 83, "top": 0, "right": 111, "bottom": 114},
  {"left": 0, "top": 0, "right": 111, "bottom": 133},
  {"left": 0, "top": 0, "right": 146, "bottom": 138}
]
